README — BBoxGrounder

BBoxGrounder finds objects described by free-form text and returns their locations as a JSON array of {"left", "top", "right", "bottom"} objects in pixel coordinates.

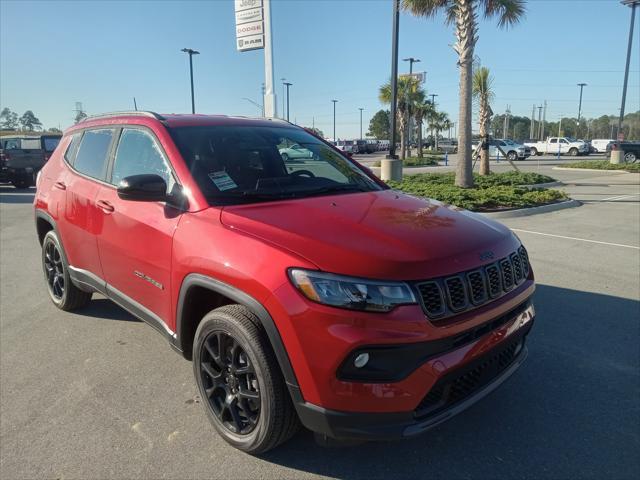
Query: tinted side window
[
  {"left": 64, "top": 133, "right": 83, "bottom": 164},
  {"left": 111, "top": 129, "right": 174, "bottom": 189},
  {"left": 74, "top": 129, "right": 114, "bottom": 179}
]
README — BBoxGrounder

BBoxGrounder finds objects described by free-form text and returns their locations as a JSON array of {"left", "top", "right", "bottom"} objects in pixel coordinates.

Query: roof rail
[{"left": 80, "top": 111, "right": 165, "bottom": 123}]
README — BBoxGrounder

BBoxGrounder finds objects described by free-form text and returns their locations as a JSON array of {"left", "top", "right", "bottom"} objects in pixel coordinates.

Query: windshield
[{"left": 169, "top": 125, "right": 383, "bottom": 205}]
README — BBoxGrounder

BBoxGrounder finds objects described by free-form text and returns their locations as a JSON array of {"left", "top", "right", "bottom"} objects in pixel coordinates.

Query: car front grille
[{"left": 415, "top": 246, "right": 530, "bottom": 320}]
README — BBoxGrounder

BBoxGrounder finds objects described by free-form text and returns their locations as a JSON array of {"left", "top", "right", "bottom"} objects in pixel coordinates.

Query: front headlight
[{"left": 288, "top": 268, "right": 417, "bottom": 312}]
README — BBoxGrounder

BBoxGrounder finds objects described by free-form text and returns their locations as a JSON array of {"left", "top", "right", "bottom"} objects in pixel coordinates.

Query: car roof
[{"left": 69, "top": 111, "right": 294, "bottom": 132}]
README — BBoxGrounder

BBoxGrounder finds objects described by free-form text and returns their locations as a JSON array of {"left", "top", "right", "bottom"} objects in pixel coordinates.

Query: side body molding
[{"left": 175, "top": 273, "right": 303, "bottom": 403}]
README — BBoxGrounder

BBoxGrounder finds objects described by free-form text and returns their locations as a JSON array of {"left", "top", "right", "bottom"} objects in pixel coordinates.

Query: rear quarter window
[{"left": 64, "top": 133, "right": 83, "bottom": 164}]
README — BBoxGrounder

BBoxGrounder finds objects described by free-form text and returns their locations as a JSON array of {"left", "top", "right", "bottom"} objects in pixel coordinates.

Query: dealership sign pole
[{"left": 235, "top": 0, "right": 276, "bottom": 118}]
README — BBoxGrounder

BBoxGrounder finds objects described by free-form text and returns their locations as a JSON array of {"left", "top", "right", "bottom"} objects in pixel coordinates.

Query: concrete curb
[
  {"left": 480, "top": 199, "right": 581, "bottom": 219},
  {"left": 522, "top": 181, "right": 564, "bottom": 189},
  {"left": 552, "top": 167, "right": 637, "bottom": 174}
]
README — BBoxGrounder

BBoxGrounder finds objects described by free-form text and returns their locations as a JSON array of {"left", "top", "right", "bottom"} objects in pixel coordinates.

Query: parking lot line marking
[
  {"left": 511, "top": 229, "right": 640, "bottom": 250},
  {"left": 600, "top": 193, "right": 640, "bottom": 202}
]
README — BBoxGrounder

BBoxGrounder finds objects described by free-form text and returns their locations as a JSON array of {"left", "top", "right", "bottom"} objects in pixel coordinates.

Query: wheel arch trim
[{"left": 176, "top": 273, "right": 302, "bottom": 401}]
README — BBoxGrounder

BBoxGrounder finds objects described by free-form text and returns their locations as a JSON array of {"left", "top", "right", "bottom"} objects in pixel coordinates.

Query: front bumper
[{"left": 293, "top": 305, "right": 534, "bottom": 440}]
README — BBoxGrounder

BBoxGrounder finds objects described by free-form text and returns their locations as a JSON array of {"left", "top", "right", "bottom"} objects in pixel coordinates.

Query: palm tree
[
  {"left": 403, "top": 0, "right": 526, "bottom": 187},
  {"left": 472, "top": 66, "right": 495, "bottom": 175},
  {"left": 379, "top": 76, "right": 425, "bottom": 159},
  {"left": 430, "top": 111, "right": 451, "bottom": 150},
  {"left": 413, "top": 101, "right": 435, "bottom": 157}
]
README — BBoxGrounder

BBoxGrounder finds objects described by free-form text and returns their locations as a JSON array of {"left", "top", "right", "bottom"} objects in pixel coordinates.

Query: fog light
[{"left": 354, "top": 353, "right": 369, "bottom": 368}]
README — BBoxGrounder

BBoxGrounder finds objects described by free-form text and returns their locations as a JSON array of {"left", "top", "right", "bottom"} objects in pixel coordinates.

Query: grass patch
[
  {"left": 387, "top": 171, "right": 567, "bottom": 211},
  {"left": 563, "top": 160, "right": 640, "bottom": 173}
]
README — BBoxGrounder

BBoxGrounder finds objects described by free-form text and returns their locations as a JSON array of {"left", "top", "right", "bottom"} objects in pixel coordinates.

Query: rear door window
[{"left": 73, "top": 129, "right": 114, "bottom": 180}]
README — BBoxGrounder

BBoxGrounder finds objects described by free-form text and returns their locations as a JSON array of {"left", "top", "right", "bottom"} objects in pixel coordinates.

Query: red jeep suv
[{"left": 34, "top": 112, "right": 535, "bottom": 453}]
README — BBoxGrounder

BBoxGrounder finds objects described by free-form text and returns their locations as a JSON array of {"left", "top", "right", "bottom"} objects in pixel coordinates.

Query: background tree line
[{"left": 0, "top": 107, "right": 62, "bottom": 133}]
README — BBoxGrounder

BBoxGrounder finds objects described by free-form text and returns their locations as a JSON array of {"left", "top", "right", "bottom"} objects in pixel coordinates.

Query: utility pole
[
  {"left": 541, "top": 101, "right": 547, "bottom": 140},
  {"left": 503, "top": 105, "right": 511, "bottom": 139},
  {"left": 359, "top": 108, "right": 364, "bottom": 140},
  {"left": 576, "top": 83, "right": 587, "bottom": 137},
  {"left": 263, "top": 0, "right": 276, "bottom": 118},
  {"left": 283, "top": 82, "right": 292, "bottom": 121},
  {"left": 382, "top": 0, "right": 401, "bottom": 181},
  {"left": 133, "top": 97, "right": 138, "bottom": 111},
  {"left": 280, "top": 78, "right": 287, "bottom": 119},
  {"left": 181, "top": 48, "right": 200, "bottom": 114},
  {"left": 618, "top": 0, "right": 638, "bottom": 143},
  {"left": 537, "top": 106, "right": 543, "bottom": 140},
  {"left": 530, "top": 104, "right": 536, "bottom": 139},
  {"left": 331, "top": 99, "right": 338, "bottom": 141}
]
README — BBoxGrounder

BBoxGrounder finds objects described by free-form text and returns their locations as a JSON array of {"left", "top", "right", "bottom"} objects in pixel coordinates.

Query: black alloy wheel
[
  {"left": 44, "top": 240, "right": 65, "bottom": 300},
  {"left": 199, "top": 331, "right": 261, "bottom": 435}
]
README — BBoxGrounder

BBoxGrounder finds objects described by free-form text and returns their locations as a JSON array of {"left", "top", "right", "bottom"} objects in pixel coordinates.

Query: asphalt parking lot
[{"left": 1, "top": 162, "right": 639, "bottom": 479}]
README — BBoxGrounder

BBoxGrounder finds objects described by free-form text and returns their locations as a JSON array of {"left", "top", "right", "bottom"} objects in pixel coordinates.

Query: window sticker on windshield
[{"left": 208, "top": 171, "right": 237, "bottom": 191}]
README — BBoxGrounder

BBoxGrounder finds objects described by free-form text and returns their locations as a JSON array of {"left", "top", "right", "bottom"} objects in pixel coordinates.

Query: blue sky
[{"left": 1, "top": 0, "right": 638, "bottom": 138}]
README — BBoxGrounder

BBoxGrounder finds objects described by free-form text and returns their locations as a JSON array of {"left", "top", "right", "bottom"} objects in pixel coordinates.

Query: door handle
[
  {"left": 54, "top": 181, "right": 66, "bottom": 190},
  {"left": 96, "top": 199, "right": 115, "bottom": 213}
]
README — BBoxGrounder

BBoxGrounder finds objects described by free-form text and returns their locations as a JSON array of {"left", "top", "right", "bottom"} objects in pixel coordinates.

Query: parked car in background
[
  {"left": 365, "top": 139, "right": 378, "bottom": 154},
  {"left": 437, "top": 139, "right": 458, "bottom": 153},
  {"left": 279, "top": 143, "right": 314, "bottom": 160},
  {"left": 377, "top": 139, "right": 390, "bottom": 151},
  {"left": 353, "top": 139, "right": 368, "bottom": 154},
  {"left": 524, "top": 137, "right": 589, "bottom": 156},
  {"left": 335, "top": 140, "right": 356, "bottom": 154},
  {"left": 608, "top": 141, "right": 640, "bottom": 162},
  {"left": 591, "top": 139, "right": 614, "bottom": 153},
  {"left": 0, "top": 134, "right": 61, "bottom": 188},
  {"left": 472, "top": 139, "right": 527, "bottom": 161}
]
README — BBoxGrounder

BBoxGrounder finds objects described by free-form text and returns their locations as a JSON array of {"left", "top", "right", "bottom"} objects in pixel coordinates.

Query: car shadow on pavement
[
  {"left": 260, "top": 284, "right": 639, "bottom": 480},
  {"left": 0, "top": 185, "right": 35, "bottom": 204},
  {"left": 72, "top": 297, "right": 142, "bottom": 323}
]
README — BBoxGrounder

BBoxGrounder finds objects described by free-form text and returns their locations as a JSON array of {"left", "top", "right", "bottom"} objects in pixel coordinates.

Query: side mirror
[{"left": 117, "top": 174, "right": 167, "bottom": 202}]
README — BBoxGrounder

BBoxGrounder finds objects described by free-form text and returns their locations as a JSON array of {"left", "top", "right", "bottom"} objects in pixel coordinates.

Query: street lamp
[
  {"left": 402, "top": 57, "right": 421, "bottom": 75},
  {"left": 577, "top": 83, "right": 587, "bottom": 137},
  {"left": 181, "top": 48, "right": 200, "bottom": 114},
  {"left": 429, "top": 94, "right": 438, "bottom": 143},
  {"left": 331, "top": 100, "right": 338, "bottom": 141},
  {"left": 358, "top": 108, "right": 364, "bottom": 140},
  {"left": 283, "top": 82, "right": 292, "bottom": 121},
  {"left": 617, "top": 0, "right": 639, "bottom": 143}
]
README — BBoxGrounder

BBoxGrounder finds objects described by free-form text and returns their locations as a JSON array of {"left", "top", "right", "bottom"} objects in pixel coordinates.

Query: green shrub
[
  {"left": 564, "top": 160, "right": 640, "bottom": 173},
  {"left": 387, "top": 171, "right": 566, "bottom": 211}
]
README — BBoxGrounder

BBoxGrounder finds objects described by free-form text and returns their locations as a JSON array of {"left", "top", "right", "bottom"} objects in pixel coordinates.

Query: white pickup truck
[{"left": 524, "top": 137, "right": 589, "bottom": 156}]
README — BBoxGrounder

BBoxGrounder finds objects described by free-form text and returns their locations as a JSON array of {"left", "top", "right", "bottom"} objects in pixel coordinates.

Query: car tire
[
  {"left": 530, "top": 148, "right": 538, "bottom": 156},
  {"left": 11, "top": 174, "right": 31, "bottom": 189},
  {"left": 507, "top": 151, "right": 517, "bottom": 161},
  {"left": 569, "top": 148, "right": 578, "bottom": 156},
  {"left": 41, "top": 230, "right": 92, "bottom": 311},
  {"left": 193, "top": 305, "right": 299, "bottom": 454},
  {"left": 624, "top": 151, "right": 637, "bottom": 163}
]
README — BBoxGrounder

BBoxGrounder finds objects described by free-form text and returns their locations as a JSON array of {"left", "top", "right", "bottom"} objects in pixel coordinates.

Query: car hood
[{"left": 220, "top": 190, "right": 520, "bottom": 280}]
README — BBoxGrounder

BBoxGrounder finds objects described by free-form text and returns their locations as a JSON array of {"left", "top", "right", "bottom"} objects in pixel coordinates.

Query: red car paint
[{"left": 35, "top": 113, "right": 534, "bottom": 437}]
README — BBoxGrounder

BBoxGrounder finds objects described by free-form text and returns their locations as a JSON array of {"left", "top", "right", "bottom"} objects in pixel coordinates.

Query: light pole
[
  {"left": 283, "top": 82, "right": 292, "bottom": 121},
  {"left": 181, "top": 48, "right": 200, "bottom": 114},
  {"left": 577, "top": 83, "right": 587, "bottom": 137},
  {"left": 359, "top": 108, "right": 364, "bottom": 140},
  {"left": 331, "top": 99, "right": 338, "bottom": 141},
  {"left": 618, "top": 0, "right": 639, "bottom": 143},
  {"left": 381, "top": 0, "right": 401, "bottom": 182},
  {"left": 281, "top": 78, "right": 287, "bottom": 119}
]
